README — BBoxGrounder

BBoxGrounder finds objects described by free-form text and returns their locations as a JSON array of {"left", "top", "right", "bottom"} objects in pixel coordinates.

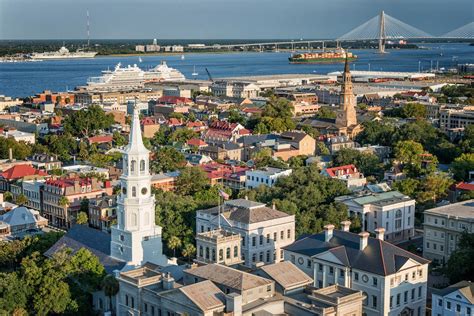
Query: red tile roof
[
  {"left": 454, "top": 182, "right": 474, "bottom": 191},
  {"left": 199, "top": 162, "right": 249, "bottom": 181},
  {"left": 1, "top": 165, "right": 48, "bottom": 180},
  {"left": 187, "top": 138, "right": 208, "bottom": 147},
  {"left": 324, "top": 164, "right": 358, "bottom": 177},
  {"left": 141, "top": 117, "right": 158, "bottom": 126},
  {"left": 186, "top": 121, "right": 206, "bottom": 128},
  {"left": 168, "top": 118, "right": 184, "bottom": 126},
  {"left": 158, "top": 96, "right": 192, "bottom": 104},
  {"left": 88, "top": 135, "right": 113, "bottom": 144},
  {"left": 45, "top": 177, "right": 94, "bottom": 188}
]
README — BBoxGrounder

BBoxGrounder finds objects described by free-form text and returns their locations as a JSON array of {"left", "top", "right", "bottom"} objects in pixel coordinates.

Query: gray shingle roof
[
  {"left": 432, "top": 281, "right": 474, "bottom": 304},
  {"left": 45, "top": 225, "right": 125, "bottom": 273},
  {"left": 283, "top": 230, "right": 430, "bottom": 276}
]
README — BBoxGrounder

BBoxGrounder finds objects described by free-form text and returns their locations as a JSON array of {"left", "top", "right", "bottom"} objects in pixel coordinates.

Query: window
[
  {"left": 280, "top": 230, "right": 284, "bottom": 240},
  {"left": 131, "top": 297, "right": 134, "bottom": 309},
  {"left": 144, "top": 303, "right": 148, "bottom": 312},
  {"left": 199, "top": 246, "right": 203, "bottom": 257},
  {"left": 132, "top": 186, "right": 137, "bottom": 197},
  {"left": 363, "top": 292, "right": 368, "bottom": 306},
  {"left": 252, "top": 253, "right": 256, "bottom": 262},
  {"left": 456, "top": 304, "right": 461, "bottom": 312},
  {"left": 234, "top": 246, "right": 238, "bottom": 258},
  {"left": 404, "top": 291, "right": 408, "bottom": 303},
  {"left": 212, "top": 249, "right": 216, "bottom": 261},
  {"left": 140, "top": 160, "right": 145, "bottom": 172},
  {"left": 200, "top": 225, "right": 204, "bottom": 233},
  {"left": 226, "top": 247, "right": 231, "bottom": 259},
  {"left": 218, "top": 249, "right": 223, "bottom": 261},
  {"left": 329, "top": 267, "right": 334, "bottom": 275},
  {"left": 266, "top": 251, "right": 270, "bottom": 262},
  {"left": 354, "top": 272, "right": 359, "bottom": 281},
  {"left": 396, "top": 293, "right": 400, "bottom": 305},
  {"left": 390, "top": 296, "right": 393, "bottom": 308},
  {"left": 418, "top": 286, "right": 422, "bottom": 298},
  {"left": 125, "top": 295, "right": 129, "bottom": 306},
  {"left": 372, "top": 295, "right": 377, "bottom": 308},
  {"left": 266, "top": 234, "right": 270, "bottom": 243},
  {"left": 340, "top": 269, "right": 344, "bottom": 278},
  {"left": 438, "top": 299, "right": 442, "bottom": 306},
  {"left": 412, "top": 288, "right": 415, "bottom": 300},
  {"left": 131, "top": 160, "right": 136, "bottom": 173},
  {"left": 274, "top": 232, "right": 277, "bottom": 241},
  {"left": 206, "top": 247, "right": 210, "bottom": 260},
  {"left": 252, "top": 236, "right": 256, "bottom": 247},
  {"left": 319, "top": 264, "right": 323, "bottom": 272},
  {"left": 372, "top": 277, "right": 378, "bottom": 287},
  {"left": 447, "top": 301, "right": 451, "bottom": 309},
  {"left": 259, "top": 235, "right": 263, "bottom": 245},
  {"left": 290, "top": 255, "right": 295, "bottom": 264},
  {"left": 307, "top": 259, "right": 311, "bottom": 268},
  {"left": 467, "top": 307, "right": 471, "bottom": 314},
  {"left": 287, "top": 229, "right": 291, "bottom": 239},
  {"left": 259, "top": 252, "right": 263, "bottom": 262}
]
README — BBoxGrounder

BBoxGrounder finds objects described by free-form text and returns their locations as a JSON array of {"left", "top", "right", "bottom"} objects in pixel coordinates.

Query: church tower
[
  {"left": 336, "top": 57, "right": 358, "bottom": 129},
  {"left": 110, "top": 103, "right": 168, "bottom": 267}
]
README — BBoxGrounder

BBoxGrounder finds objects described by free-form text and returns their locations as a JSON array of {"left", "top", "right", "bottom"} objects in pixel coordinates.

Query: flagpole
[{"left": 218, "top": 191, "right": 221, "bottom": 229}]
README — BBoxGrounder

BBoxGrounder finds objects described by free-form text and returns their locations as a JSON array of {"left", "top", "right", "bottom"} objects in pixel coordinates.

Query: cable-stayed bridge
[{"left": 200, "top": 12, "right": 472, "bottom": 53}]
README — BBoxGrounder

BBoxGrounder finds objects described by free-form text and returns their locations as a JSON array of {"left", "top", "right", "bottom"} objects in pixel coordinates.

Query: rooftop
[
  {"left": 283, "top": 229, "right": 430, "bottom": 276},
  {"left": 258, "top": 261, "right": 313, "bottom": 291},
  {"left": 184, "top": 263, "right": 273, "bottom": 291},
  {"left": 432, "top": 280, "right": 474, "bottom": 304},
  {"left": 424, "top": 199, "right": 474, "bottom": 220}
]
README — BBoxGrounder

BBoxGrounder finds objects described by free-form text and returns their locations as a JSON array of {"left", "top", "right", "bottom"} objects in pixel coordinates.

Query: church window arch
[
  {"left": 140, "top": 160, "right": 146, "bottom": 173},
  {"left": 131, "top": 160, "right": 136, "bottom": 174}
]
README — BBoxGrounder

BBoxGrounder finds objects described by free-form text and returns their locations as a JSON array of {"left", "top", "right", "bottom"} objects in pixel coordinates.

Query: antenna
[{"left": 87, "top": 10, "right": 90, "bottom": 47}]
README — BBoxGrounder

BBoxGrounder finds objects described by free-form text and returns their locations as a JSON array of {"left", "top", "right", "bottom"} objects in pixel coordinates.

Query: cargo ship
[{"left": 289, "top": 48, "right": 357, "bottom": 64}]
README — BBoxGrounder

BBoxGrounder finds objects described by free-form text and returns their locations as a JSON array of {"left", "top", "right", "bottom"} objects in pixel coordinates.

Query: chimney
[
  {"left": 375, "top": 227, "right": 385, "bottom": 240},
  {"left": 8, "top": 148, "right": 13, "bottom": 161},
  {"left": 340, "top": 220, "right": 351, "bottom": 232},
  {"left": 272, "top": 202, "right": 276, "bottom": 210},
  {"left": 225, "top": 293, "right": 242, "bottom": 315},
  {"left": 162, "top": 272, "right": 175, "bottom": 290},
  {"left": 324, "top": 224, "right": 335, "bottom": 242},
  {"left": 359, "top": 232, "right": 370, "bottom": 251}
]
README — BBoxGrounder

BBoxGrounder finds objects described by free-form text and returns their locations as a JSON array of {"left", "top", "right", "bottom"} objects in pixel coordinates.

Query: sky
[{"left": 0, "top": 0, "right": 472, "bottom": 40}]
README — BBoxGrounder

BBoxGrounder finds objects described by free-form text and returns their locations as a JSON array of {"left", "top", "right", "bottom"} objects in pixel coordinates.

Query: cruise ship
[
  {"left": 86, "top": 61, "right": 185, "bottom": 90},
  {"left": 30, "top": 46, "right": 97, "bottom": 59}
]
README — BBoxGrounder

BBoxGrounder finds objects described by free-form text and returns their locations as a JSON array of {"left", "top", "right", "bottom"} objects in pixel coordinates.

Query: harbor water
[{"left": 0, "top": 43, "right": 473, "bottom": 98}]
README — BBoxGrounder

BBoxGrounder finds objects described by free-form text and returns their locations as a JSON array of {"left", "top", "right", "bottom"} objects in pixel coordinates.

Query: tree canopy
[
  {"left": 444, "top": 232, "right": 474, "bottom": 283},
  {"left": 151, "top": 147, "right": 186, "bottom": 173},
  {"left": 63, "top": 105, "right": 115, "bottom": 138}
]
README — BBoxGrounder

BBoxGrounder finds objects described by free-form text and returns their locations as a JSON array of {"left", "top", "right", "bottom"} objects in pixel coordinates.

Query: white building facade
[
  {"left": 196, "top": 199, "right": 295, "bottom": 268},
  {"left": 110, "top": 104, "right": 168, "bottom": 268},
  {"left": 431, "top": 281, "right": 474, "bottom": 316},
  {"left": 283, "top": 223, "right": 430, "bottom": 316},
  {"left": 336, "top": 191, "right": 416, "bottom": 242},
  {"left": 245, "top": 167, "right": 292, "bottom": 189}
]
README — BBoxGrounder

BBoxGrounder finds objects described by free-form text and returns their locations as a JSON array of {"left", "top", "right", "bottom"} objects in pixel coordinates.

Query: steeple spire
[
  {"left": 344, "top": 55, "right": 350, "bottom": 75},
  {"left": 126, "top": 102, "right": 149, "bottom": 155}
]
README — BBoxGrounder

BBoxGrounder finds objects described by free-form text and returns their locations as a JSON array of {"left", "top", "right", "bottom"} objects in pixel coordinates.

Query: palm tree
[
  {"left": 15, "top": 193, "right": 28, "bottom": 206},
  {"left": 168, "top": 236, "right": 182, "bottom": 258},
  {"left": 58, "top": 196, "right": 70, "bottom": 208},
  {"left": 182, "top": 243, "right": 196, "bottom": 263},
  {"left": 101, "top": 275, "right": 119, "bottom": 313}
]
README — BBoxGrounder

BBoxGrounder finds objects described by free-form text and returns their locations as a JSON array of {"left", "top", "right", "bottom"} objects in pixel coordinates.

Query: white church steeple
[{"left": 111, "top": 103, "right": 168, "bottom": 267}]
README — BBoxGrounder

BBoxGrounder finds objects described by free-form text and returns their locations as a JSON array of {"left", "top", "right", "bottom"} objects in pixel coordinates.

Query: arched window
[
  {"left": 130, "top": 160, "right": 136, "bottom": 174},
  {"left": 226, "top": 247, "right": 231, "bottom": 259},
  {"left": 199, "top": 246, "right": 203, "bottom": 257},
  {"left": 140, "top": 160, "right": 146, "bottom": 173},
  {"left": 132, "top": 186, "right": 137, "bottom": 197},
  {"left": 219, "top": 249, "right": 224, "bottom": 261}
]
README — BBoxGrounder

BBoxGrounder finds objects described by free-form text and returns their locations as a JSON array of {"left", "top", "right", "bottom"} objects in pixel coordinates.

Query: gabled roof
[
  {"left": 259, "top": 261, "right": 312, "bottom": 291},
  {"left": 0, "top": 164, "right": 48, "bottom": 180},
  {"left": 184, "top": 263, "right": 272, "bottom": 291},
  {"left": 323, "top": 164, "right": 357, "bottom": 177},
  {"left": 187, "top": 138, "right": 208, "bottom": 147},
  {"left": 0, "top": 206, "right": 46, "bottom": 226},
  {"left": 433, "top": 281, "right": 474, "bottom": 304},
  {"left": 88, "top": 135, "right": 113, "bottom": 144},
  {"left": 45, "top": 224, "right": 125, "bottom": 273},
  {"left": 178, "top": 280, "right": 225, "bottom": 312},
  {"left": 283, "top": 230, "right": 430, "bottom": 276}
]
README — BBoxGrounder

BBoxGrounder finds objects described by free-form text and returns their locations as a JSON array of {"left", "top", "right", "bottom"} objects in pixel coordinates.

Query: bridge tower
[{"left": 378, "top": 10, "right": 386, "bottom": 54}]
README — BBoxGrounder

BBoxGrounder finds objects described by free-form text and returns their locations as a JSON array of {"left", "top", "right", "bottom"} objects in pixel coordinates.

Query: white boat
[
  {"left": 86, "top": 61, "right": 185, "bottom": 90},
  {"left": 30, "top": 46, "right": 97, "bottom": 59},
  {"left": 181, "top": 54, "right": 185, "bottom": 60},
  {"left": 191, "top": 65, "right": 199, "bottom": 77},
  {"left": 138, "top": 57, "right": 143, "bottom": 63}
]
